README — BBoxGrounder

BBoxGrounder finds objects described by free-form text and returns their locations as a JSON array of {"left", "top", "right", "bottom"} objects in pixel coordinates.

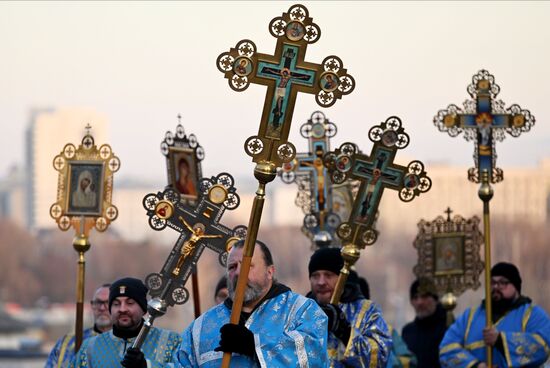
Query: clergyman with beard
[
  {"left": 439, "top": 262, "right": 550, "bottom": 367},
  {"left": 174, "top": 239, "right": 329, "bottom": 367},
  {"left": 72, "top": 277, "right": 181, "bottom": 368}
]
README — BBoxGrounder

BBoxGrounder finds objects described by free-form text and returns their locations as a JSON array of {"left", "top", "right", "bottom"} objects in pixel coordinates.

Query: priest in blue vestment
[
  {"left": 308, "top": 247, "right": 392, "bottom": 367},
  {"left": 440, "top": 262, "right": 550, "bottom": 368},
  {"left": 174, "top": 240, "right": 329, "bottom": 367},
  {"left": 72, "top": 277, "right": 181, "bottom": 368}
]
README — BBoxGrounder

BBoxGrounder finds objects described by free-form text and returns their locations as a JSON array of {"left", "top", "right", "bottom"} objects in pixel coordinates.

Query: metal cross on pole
[
  {"left": 160, "top": 118, "right": 206, "bottom": 317},
  {"left": 50, "top": 125, "right": 120, "bottom": 351},
  {"left": 324, "top": 116, "right": 431, "bottom": 304},
  {"left": 133, "top": 173, "right": 245, "bottom": 350},
  {"left": 216, "top": 4, "right": 355, "bottom": 367},
  {"left": 433, "top": 70, "right": 535, "bottom": 367},
  {"left": 280, "top": 110, "right": 351, "bottom": 248}
]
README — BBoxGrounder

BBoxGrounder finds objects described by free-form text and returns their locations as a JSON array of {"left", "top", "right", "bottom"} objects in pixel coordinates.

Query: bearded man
[
  {"left": 72, "top": 277, "right": 181, "bottom": 367},
  {"left": 440, "top": 262, "right": 550, "bottom": 367},
  {"left": 174, "top": 240, "right": 329, "bottom": 367}
]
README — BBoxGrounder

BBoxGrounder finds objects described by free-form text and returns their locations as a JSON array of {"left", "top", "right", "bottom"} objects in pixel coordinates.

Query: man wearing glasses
[
  {"left": 440, "top": 262, "right": 550, "bottom": 367},
  {"left": 46, "top": 283, "right": 112, "bottom": 368}
]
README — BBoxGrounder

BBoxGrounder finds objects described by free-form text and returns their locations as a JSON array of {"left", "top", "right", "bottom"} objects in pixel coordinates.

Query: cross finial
[
  {"left": 444, "top": 207, "right": 453, "bottom": 221},
  {"left": 85, "top": 123, "right": 92, "bottom": 135}
]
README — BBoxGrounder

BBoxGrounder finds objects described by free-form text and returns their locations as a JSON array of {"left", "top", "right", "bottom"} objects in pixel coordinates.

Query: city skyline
[{"left": 1, "top": 1, "right": 549, "bottom": 184}]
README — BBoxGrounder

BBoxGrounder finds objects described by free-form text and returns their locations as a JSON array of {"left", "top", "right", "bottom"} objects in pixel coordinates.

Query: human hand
[
  {"left": 320, "top": 304, "right": 351, "bottom": 343},
  {"left": 482, "top": 326, "right": 499, "bottom": 346},
  {"left": 121, "top": 347, "right": 146, "bottom": 368},
  {"left": 214, "top": 323, "right": 256, "bottom": 357}
]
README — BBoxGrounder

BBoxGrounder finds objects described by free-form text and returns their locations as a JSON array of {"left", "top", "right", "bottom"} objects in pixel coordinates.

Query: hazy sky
[{"left": 1, "top": 1, "right": 549, "bottom": 183}]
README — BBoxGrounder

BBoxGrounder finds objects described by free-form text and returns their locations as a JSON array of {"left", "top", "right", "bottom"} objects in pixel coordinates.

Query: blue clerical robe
[
  {"left": 439, "top": 302, "right": 550, "bottom": 367},
  {"left": 174, "top": 290, "right": 328, "bottom": 367},
  {"left": 46, "top": 327, "right": 96, "bottom": 368},
  {"left": 71, "top": 326, "right": 181, "bottom": 368},
  {"left": 328, "top": 299, "right": 392, "bottom": 368}
]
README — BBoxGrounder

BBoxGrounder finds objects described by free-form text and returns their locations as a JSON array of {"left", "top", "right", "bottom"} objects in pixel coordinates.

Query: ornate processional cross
[
  {"left": 216, "top": 5, "right": 355, "bottom": 367},
  {"left": 433, "top": 69, "right": 535, "bottom": 367},
  {"left": 434, "top": 69, "right": 535, "bottom": 183},
  {"left": 217, "top": 4, "right": 355, "bottom": 168},
  {"left": 280, "top": 111, "right": 348, "bottom": 247},
  {"left": 324, "top": 116, "right": 432, "bottom": 303},
  {"left": 142, "top": 173, "right": 244, "bottom": 308}
]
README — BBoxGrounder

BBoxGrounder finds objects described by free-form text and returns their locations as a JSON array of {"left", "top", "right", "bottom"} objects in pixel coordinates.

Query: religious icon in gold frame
[
  {"left": 413, "top": 208, "right": 483, "bottom": 297},
  {"left": 160, "top": 118, "right": 204, "bottom": 206},
  {"left": 67, "top": 161, "right": 104, "bottom": 216},
  {"left": 433, "top": 233, "right": 465, "bottom": 276},
  {"left": 50, "top": 126, "right": 119, "bottom": 233}
]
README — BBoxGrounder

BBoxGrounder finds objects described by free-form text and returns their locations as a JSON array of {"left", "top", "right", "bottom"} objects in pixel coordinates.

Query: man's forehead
[
  {"left": 228, "top": 246, "right": 265, "bottom": 264},
  {"left": 491, "top": 276, "right": 509, "bottom": 281},
  {"left": 311, "top": 270, "right": 338, "bottom": 277},
  {"left": 113, "top": 295, "right": 134, "bottom": 302}
]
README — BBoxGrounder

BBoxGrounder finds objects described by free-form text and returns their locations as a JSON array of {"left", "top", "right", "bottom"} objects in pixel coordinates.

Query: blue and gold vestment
[
  {"left": 72, "top": 326, "right": 181, "bottom": 367},
  {"left": 328, "top": 298, "right": 392, "bottom": 368},
  {"left": 46, "top": 327, "right": 96, "bottom": 368},
  {"left": 440, "top": 301, "right": 550, "bottom": 367},
  {"left": 175, "top": 288, "right": 328, "bottom": 367}
]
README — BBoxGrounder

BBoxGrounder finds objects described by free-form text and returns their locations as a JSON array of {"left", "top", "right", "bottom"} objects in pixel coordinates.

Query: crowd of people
[{"left": 46, "top": 241, "right": 550, "bottom": 368}]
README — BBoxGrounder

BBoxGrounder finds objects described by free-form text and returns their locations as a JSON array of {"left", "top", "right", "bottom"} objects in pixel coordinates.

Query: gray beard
[{"left": 228, "top": 276, "right": 266, "bottom": 304}]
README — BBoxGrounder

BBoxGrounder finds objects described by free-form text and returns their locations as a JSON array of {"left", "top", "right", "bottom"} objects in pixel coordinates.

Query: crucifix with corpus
[
  {"left": 434, "top": 70, "right": 535, "bottom": 367},
  {"left": 132, "top": 172, "right": 245, "bottom": 349},
  {"left": 216, "top": 4, "right": 355, "bottom": 366},
  {"left": 160, "top": 116, "right": 206, "bottom": 317},
  {"left": 324, "top": 116, "right": 432, "bottom": 304},
  {"left": 280, "top": 110, "right": 352, "bottom": 248}
]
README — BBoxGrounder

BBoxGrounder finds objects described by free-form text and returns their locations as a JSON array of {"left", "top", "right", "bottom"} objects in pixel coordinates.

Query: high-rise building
[
  {"left": 0, "top": 165, "right": 26, "bottom": 227},
  {"left": 26, "top": 108, "right": 109, "bottom": 230}
]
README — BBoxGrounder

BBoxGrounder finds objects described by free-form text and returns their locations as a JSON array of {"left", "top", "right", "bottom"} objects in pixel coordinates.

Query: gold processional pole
[
  {"left": 479, "top": 170, "right": 494, "bottom": 365},
  {"left": 216, "top": 4, "right": 355, "bottom": 366},
  {"left": 323, "top": 118, "right": 432, "bottom": 304},
  {"left": 50, "top": 125, "right": 120, "bottom": 352},
  {"left": 434, "top": 69, "right": 535, "bottom": 367}
]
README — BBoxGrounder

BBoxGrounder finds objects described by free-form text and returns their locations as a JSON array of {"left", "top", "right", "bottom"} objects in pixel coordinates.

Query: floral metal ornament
[
  {"left": 216, "top": 4, "right": 355, "bottom": 168},
  {"left": 50, "top": 125, "right": 120, "bottom": 233},
  {"left": 160, "top": 115, "right": 204, "bottom": 206},
  {"left": 434, "top": 69, "right": 535, "bottom": 184}
]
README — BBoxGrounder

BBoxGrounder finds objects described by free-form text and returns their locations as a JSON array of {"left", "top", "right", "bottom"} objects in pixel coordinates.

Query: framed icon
[
  {"left": 67, "top": 162, "right": 104, "bottom": 216},
  {"left": 160, "top": 121, "right": 204, "bottom": 206},
  {"left": 433, "top": 233, "right": 465, "bottom": 276},
  {"left": 168, "top": 148, "right": 199, "bottom": 201}
]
